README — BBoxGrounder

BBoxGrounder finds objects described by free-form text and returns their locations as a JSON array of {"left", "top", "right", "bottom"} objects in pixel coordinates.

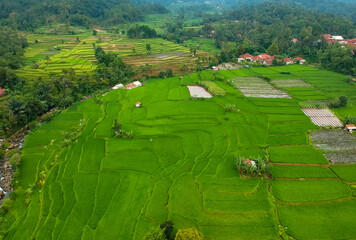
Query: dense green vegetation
[
  {"left": 2, "top": 65, "right": 356, "bottom": 239},
  {"left": 0, "top": 0, "right": 169, "bottom": 31},
  {"left": 0, "top": 0, "right": 355, "bottom": 239}
]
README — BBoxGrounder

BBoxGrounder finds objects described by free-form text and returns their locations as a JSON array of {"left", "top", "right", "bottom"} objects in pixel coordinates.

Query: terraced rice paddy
[
  {"left": 4, "top": 65, "right": 356, "bottom": 240},
  {"left": 302, "top": 108, "right": 343, "bottom": 127},
  {"left": 272, "top": 79, "right": 312, "bottom": 88},
  {"left": 15, "top": 34, "right": 97, "bottom": 80},
  {"left": 231, "top": 77, "right": 291, "bottom": 98},
  {"left": 17, "top": 33, "right": 211, "bottom": 81}
]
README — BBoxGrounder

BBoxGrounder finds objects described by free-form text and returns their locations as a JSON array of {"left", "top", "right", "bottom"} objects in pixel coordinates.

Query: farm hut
[
  {"left": 133, "top": 81, "right": 142, "bottom": 87},
  {"left": 179, "top": 76, "right": 183, "bottom": 79},
  {"left": 291, "top": 38, "right": 299, "bottom": 43},
  {"left": 136, "top": 102, "right": 141, "bottom": 108},
  {"left": 244, "top": 158, "right": 256, "bottom": 166},
  {"left": 125, "top": 81, "right": 142, "bottom": 90},
  {"left": 0, "top": 88, "right": 6, "bottom": 95},
  {"left": 212, "top": 66, "right": 219, "bottom": 71},
  {"left": 293, "top": 57, "right": 306, "bottom": 64},
  {"left": 345, "top": 124, "right": 356, "bottom": 133},
  {"left": 112, "top": 84, "right": 124, "bottom": 90},
  {"left": 284, "top": 58, "right": 294, "bottom": 65}
]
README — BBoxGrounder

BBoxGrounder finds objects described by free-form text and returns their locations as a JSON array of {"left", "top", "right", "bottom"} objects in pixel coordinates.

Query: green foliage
[
  {"left": 175, "top": 228, "right": 204, "bottom": 240},
  {"left": 128, "top": 25, "right": 157, "bottom": 39},
  {"left": 329, "top": 96, "right": 348, "bottom": 108},
  {"left": 160, "top": 220, "right": 174, "bottom": 239},
  {"left": 9, "top": 153, "right": 21, "bottom": 168},
  {"left": 224, "top": 103, "right": 238, "bottom": 112},
  {"left": 112, "top": 118, "right": 134, "bottom": 138},
  {"left": 235, "top": 156, "right": 271, "bottom": 177},
  {"left": 143, "top": 227, "right": 166, "bottom": 240},
  {"left": 267, "top": 43, "right": 280, "bottom": 56}
]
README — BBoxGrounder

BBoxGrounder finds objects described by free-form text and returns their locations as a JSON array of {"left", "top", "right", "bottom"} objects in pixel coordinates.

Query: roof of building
[
  {"left": 346, "top": 124, "right": 356, "bottom": 128},
  {"left": 136, "top": 102, "right": 141, "bottom": 105},
  {"left": 291, "top": 38, "right": 299, "bottom": 42},
  {"left": 284, "top": 57, "right": 293, "bottom": 63},
  {"left": 240, "top": 53, "right": 253, "bottom": 58},
  {"left": 258, "top": 53, "right": 271, "bottom": 59},
  {"left": 294, "top": 57, "right": 305, "bottom": 61},
  {"left": 0, "top": 88, "right": 6, "bottom": 95},
  {"left": 264, "top": 56, "right": 275, "bottom": 64},
  {"left": 251, "top": 56, "right": 264, "bottom": 61}
]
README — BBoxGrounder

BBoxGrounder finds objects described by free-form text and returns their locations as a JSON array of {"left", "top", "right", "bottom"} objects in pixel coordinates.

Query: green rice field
[{"left": 3, "top": 65, "right": 356, "bottom": 239}]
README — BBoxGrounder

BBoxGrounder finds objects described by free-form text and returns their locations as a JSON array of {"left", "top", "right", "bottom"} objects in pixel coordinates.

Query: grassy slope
[{"left": 4, "top": 65, "right": 356, "bottom": 240}]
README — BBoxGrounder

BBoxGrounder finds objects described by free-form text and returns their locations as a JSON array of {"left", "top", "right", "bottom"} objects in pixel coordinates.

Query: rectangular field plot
[
  {"left": 272, "top": 180, "right": 351, "bottom": 202},
  {"left": 277, "top": 200, "right": 356, "bottom": 240},
  {"left": 231, "top": 77, "right": 290, "bottom": 98},
  {"left": 331, "top": 165, "right": 356, "bottom": 182},
  {"left": 271, "top": 165, "right": 336, "bottom": 179},
  {"left": 272, "top": 79, "right": 312, "bottom": 88},
  {"left": 302, "top": 108, "right": 343, "bottom": 127},
  {"left": 311, "top": 130, "right": 356, "bottom": 151},
  {"left": 186, "top": 85, "right": 212, "bottom": 98},
  {"left": 269, "top": 145, "right": 328, "bottom": 164}
]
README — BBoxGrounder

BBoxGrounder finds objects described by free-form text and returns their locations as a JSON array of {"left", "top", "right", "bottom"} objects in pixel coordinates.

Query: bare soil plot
[
  {"left": 187, "top": 85, "right": 212, "bottom": 98},
  {"left": 217, "top": 62, "right": 243, "bottom": 70},
  {"left": 302, "top": 108, "right": 343, "bottom": 127},
  {"left": 231, "top": 77, "right": 290, "bottom": 98},
  {"left": 324, "top": 152, "right": 356, "bottom": 164},
  {"left": 272, "top": 79, "right": 312, "bottom": 88},
  {"left": 311, "top": 130, "right": 356, "bottom": 151}
]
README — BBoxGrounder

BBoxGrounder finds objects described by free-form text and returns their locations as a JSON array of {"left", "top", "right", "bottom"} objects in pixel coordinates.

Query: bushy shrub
[
  {"left": 225, "top": 104, "right": 239, "bottom": 112},
  {"left": 235, "top": 156, "right": 271, "bottom": 177},
  {"left": 143, "top": 227, "right": 166, "bottom": 240},
  {"left": 9, "top": 153, "right": 21, "bottom": 168},
  {"left": 175, "top": 228, "right": 203, "bottom": 240}
]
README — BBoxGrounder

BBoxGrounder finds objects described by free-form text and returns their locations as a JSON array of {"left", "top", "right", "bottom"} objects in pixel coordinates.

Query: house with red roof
[
  {"left": 244, "top": 158, "right": 256, "bottom": 166},
  {"left": 251, "top": 56, "right": 264, "bottom": 63},
  {"left": 322, "top": 34, "right": 356, "bottom": 49},
  {"left": 124, "top": 81, "right": 142, "bottom": 90},
  {"left": 284, "top": 58, "right": 294, "bottom": 65},
  {"left": 136, "top": 102, "right": 141, "bottom": 108},
  {"left": 345, "top": 124, "right": 356, "bottom": 133},
  {"left": 293, "top": 57, "right": 306, "bottom": 64},
  {"left": 291, "top": 38, "right": 299, "bottom": 43},
  {"left": 0, "top": 88, "right": 6, "bottom": 95},
  {"left": 258, "top": 53, "right": 271, "bottom": 59},
  {"left": 239, "top": 53, "right": 253, "bottom": 60}
]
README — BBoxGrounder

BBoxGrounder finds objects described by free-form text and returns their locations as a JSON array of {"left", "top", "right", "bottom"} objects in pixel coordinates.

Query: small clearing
[
  {"left": 302, "top": 108, "right": 343, "bottom": 127},
  {"left": 187, "top": 85, "right": 212, "bottom": 98},
  {"left": 231, "top": 77, "right": 290, "bottom": 98}
]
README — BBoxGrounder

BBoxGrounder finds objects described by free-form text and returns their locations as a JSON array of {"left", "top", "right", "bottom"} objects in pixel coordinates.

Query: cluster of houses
[
  {"left": 322, "top": 34, "right": 356, "bottom": 49},
  {"left": 112, "top": 81, "right": 142, "bottom": 90},
  {"left": 238, "top": 53, "right": 306, "bottom": 66}
]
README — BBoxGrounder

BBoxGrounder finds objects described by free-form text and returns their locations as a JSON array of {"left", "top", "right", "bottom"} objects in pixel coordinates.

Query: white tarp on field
[
  {"left": 302, "top": 108, "right": 343, "bottom": 127},
  {"left": 187, "top": 85, "right": 212, "bottom": 98}
]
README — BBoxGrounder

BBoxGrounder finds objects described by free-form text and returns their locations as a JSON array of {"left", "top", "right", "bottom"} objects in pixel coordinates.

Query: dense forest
[{"left": 0, "top": 0, "right": 169, "bottom": 30}]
